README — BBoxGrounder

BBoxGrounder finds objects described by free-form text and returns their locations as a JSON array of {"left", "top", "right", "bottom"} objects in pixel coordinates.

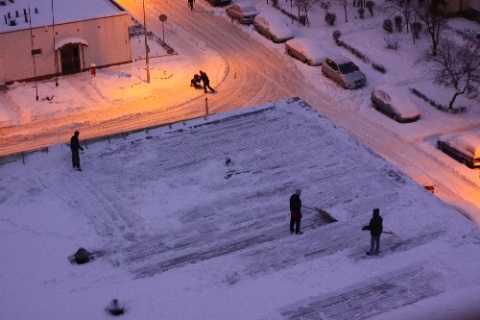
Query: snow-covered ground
[
  {"left": 2, "top": 98, "right": 480, "bottom": 320},
  {"left": 1, "top": 0, "right": 480, "bottom": 319}
]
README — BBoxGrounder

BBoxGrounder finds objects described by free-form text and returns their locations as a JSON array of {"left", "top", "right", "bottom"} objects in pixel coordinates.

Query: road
[{"left": 1, "top": 0, "right": 479, "bottom": 222}]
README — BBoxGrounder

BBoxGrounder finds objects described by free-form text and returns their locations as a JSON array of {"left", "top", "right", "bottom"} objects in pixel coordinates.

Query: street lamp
[
  {"left": 142, "top": 0, "right": 150, "bottom": 84},
  {"left": 28, "top": 5, "right": 39, "bottom": 101},
  {"left": 52, "top": 0, "right": 58, "bottom": 86}
]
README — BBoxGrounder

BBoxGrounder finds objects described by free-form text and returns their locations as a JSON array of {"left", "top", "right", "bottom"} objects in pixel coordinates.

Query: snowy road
[{"left": 0, "top": 0, "right": 479, "bottom": 221}]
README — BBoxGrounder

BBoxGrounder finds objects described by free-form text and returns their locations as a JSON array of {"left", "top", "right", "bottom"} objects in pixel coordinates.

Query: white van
[{"left": 437, "top": 132, "right": 480, "bottom": 168}]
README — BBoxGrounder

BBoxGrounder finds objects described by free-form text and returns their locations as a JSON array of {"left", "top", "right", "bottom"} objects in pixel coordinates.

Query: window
[{"left": 31, "top": 49, "right": 42, "bottom": 56}]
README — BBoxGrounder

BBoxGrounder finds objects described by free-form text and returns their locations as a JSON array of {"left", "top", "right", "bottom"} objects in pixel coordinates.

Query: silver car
[
  {"left": 226, "top": 4, "right": 258, "bottom": 24},
  {"left": 321, "top": 55, "right": 366, "bottom": 89}
]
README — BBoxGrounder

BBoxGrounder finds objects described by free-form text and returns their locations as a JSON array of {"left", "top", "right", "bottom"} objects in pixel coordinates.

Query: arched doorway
[
  {"left": 60, "top": 43, "right": 81, "bottom": 75},
  {"left": 55, "top": 37, "right": 89, "bottom": 76}
]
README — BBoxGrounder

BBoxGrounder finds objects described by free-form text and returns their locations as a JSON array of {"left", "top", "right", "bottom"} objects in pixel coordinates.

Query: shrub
[
  {"left": 411, "top": 22, "right": 422, "bottom": 39},
  {"left": 333, "top": 30, "right": 342, "bottom": 44},
  {"left": 384, "top": 35, "right": 399, "bottom": 50},
  {"left": 325, "top": 12, "right": 337, "bottom": 26},
  {"left": 358, "top": 8, "right": 365, "bottom": 19},
  {"left": 394, "top": 15, "right": 403, "bottom": 32},
  {"left": 409, "top": 87, "right": 468, "bottom": 114},
  {"left": 383, "top": 19, "right": 393, "bottom": 33},
  {"left": 372, "top": 63, "right": 386, "bottom": 73}
]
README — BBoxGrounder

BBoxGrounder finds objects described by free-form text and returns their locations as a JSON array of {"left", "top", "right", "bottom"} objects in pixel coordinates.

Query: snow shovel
[
  {"left": 382, "top": 230, "right": 400, "bottom": 238},
  {"left": 302, "top": 206, "right": 338, "bottom": 222}
]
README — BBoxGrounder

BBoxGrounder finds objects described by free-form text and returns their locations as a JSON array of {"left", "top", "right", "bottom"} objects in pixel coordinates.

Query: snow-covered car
[
  {"left": 253, "top": 14, "right": 294, "bottom": 43},
  {"left": 371, "top": 85, "right": 421, "bottom": 123},
  {"left": 225, "top": 3, "right": 258, "bottom": 24},
  {"left": 206, "top": 0, "right": 231, "bottom": 7},
  {"left": 285, "top": 38, "right": 325, "bottom": 66},
  {"left": 437, "top": 132, "right": 480, "bottom": 168},
  {"left": 321, "top": 55, "right": 366, "bottom": 89}
]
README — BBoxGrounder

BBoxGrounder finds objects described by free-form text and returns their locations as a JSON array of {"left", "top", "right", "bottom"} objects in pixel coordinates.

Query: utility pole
[{"left": 143, "top": 0, "right": 150, "bottom": 83}]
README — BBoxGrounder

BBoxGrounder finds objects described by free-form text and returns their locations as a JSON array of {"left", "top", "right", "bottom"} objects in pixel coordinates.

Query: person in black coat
[
  {"left": 70, "top": 131, "right": 84, "bottom": 171},
  {"left": 289, "top": 189, "right": 302, "bottom": 234},
  {"left": 199, "top": 70, "right": 215, "bottom": 93},
  {"left": 362, "top": 208, "right": 383, "bottom": 255}
]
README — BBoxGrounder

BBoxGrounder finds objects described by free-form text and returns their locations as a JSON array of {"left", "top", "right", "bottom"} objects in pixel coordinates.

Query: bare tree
[
  {"left": 336, "top": 0, "right": 348, "bottom": 22},
  {"left": 416, "top": 1, "right": 445, "bottom": 56},
  {"left": 295, "top": 0, "right": 320, "bottom": 27},
  {"left": 397, "top": 0, "right": 414, "bottom": 33},
  {"left": 426, "top": 37, "right": 480, "bottom": 109}
]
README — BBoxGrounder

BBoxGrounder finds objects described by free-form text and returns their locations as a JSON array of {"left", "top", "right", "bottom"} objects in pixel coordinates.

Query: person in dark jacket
[
  {"left": 362, "top": 208, "right": 383, "bottom": 255},
  {"left": 199, "top": 70, "right": 215, "bottom": 93},
  {"left": 70, "top": 131, "right": 84, "bottom": 171},
  {"left": 289, "top": 189, "right": 302, "bottom": 234},
  {"left": 191, "top": 74, "right": 201, "bottom": 87},
  {"left": 188, "top": 0, "right": 195, "bottom": 11}
]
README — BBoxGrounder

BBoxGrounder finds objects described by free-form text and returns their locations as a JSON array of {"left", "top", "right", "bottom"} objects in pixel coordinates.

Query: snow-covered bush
[
  {"left": 383, "top": 19, "right": 393, "bottom": 33},
  {"left": 325, "top": 12, "right": 337, "bottom": 25},
  {"left": 333, "top": 30, "right": 342, "bottom": 44},
  {"left": 372, "top": 63, "right": 386, "bottom": 73},
  {"left": 412, "top": 22, "right": 422, "bottom": 39},
  {"left": 384, "top": 35, "right": 399, "bottom": 50}
]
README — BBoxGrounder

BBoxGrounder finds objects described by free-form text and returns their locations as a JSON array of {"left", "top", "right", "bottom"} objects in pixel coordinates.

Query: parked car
[
  {"left": 437, "top": 132, "right": 480, "bottom": 168},
  {"left": 285, "top": 38, "right": 325, "bottom": 66},
  {"left": 206, "top": 0, "right": 231, "bottom": 7},
  {"left": 225, "top": 3, "right": 258, "bottom": 24},
  {"left": 370, "top": 85, "right": 421, "bottom": 123},
  {"left": 253, "top": 14, "right": 294, "bottom": 43},
  {"left": 321, "top": 55, "right": 366, "bottom": 89}
]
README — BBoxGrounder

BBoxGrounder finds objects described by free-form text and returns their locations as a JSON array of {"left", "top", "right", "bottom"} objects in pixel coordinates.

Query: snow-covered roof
[
  {"left": 0, "top": 0, "right": 126, "bottom": 33},
  {"left": 54, "top": 36, "right": 88, "bottom": 50}
]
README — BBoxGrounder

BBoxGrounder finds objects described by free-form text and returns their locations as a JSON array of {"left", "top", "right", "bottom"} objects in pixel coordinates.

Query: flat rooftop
[
  {"left": 0, "top": 0, "right": 126, "bottom": 33},
  {"left": 1, "top": 97, "right": 480, "bottom": 319}
]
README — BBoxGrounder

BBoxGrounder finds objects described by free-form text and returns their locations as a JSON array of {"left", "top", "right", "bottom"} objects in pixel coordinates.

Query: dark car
[
  {"left": 226, "top": 4, "right": 258, "bottom": 24},
  {"left": 437, "top": 132, "right": 480, "bottom": 168},
  {"left": 206, "top": 0, "right": 231, "bottom": 6},
  {"left": 371, "top": 85, "right": 420, "bottom": 123}
]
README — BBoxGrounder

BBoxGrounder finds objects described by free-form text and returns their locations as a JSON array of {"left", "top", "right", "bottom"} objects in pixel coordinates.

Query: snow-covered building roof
[
  {"left": 2, "top": 97, "right": 480, "bottom": 319},
  {"left": 0, "top": 0, "right": 126, "bottom": 33}
]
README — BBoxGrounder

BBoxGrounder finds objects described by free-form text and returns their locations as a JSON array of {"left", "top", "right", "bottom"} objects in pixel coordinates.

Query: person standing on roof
[
  {"left": 362, "top": 208, "right": 383, "bottom": 255},
  {"left": 199, "top": 70, "right": 215, "bottom": 93},
  {"left": 289, "top": 189, "right": 303, "bottom": 234},
  {"left": 70, "top": 131, "right": 84, "bottom": 171},
  {"left": 188, "top": 0, "right": 195, "bottom": 11}
]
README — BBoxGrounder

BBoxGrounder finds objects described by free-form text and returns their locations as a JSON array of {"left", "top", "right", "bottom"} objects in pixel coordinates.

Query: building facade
[{"left": 0, "top": 0, "right": 132, "bottom": 86}]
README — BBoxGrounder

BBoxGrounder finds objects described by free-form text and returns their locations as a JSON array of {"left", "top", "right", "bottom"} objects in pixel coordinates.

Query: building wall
[
  {"left": 469, "top": 0, "right": 480, "bottom": 12},
  {"left": 0, "top": 13, "right": 131, "bottom": 85}
]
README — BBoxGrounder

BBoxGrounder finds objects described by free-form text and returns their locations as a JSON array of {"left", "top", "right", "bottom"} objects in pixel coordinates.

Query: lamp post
[
  {"left": 51, "top": 0, "right": 58, "bottom": 86},
  {"left": 142, "top": 0, "right": 150, "bottom": 84},
  {"left": 28, "top": 5, "right": 39, "bottom": 101}
]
